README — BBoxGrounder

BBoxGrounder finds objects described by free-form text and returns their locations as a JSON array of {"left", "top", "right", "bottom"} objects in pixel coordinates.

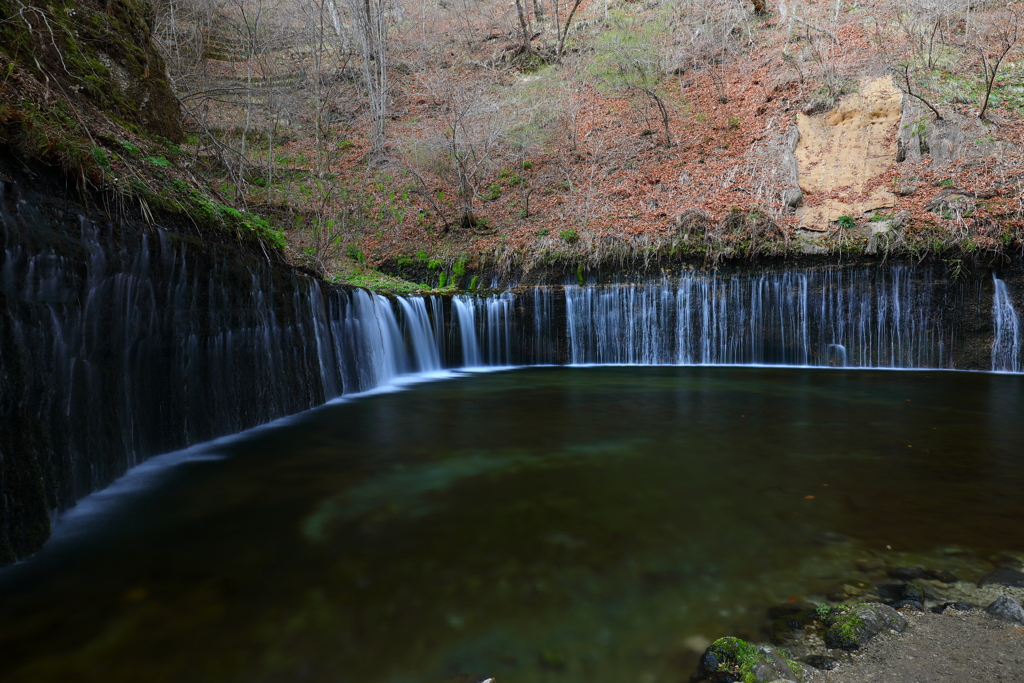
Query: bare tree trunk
[
  {"left": 556, "top": 0, "right": 582, "bottom": 59},
  {"left": 645, "top": 89, "right": 672, "bottom": 147},
  {"left": 976, "top": 18, "right": 1019, "bottom": 121},
  {"left": 530, "top": 0, "right": 543, "bottom": 22},
  {"left": 351, "top": 0, "right": 388, "bottom": 157},
  {"left": 514, "top": 0, "right": 532, "bottom": 55},
  {"left": 898, "top": 64, "right": 943, "bottom": 121},
  {"left": 327, "top": 0, "right": 346, "bottom": 44}
]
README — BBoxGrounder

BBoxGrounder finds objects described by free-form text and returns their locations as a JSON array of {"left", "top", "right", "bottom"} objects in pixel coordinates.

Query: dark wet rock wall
[{"left": 0, "top": 186, "right": 335, "bottom": 563}]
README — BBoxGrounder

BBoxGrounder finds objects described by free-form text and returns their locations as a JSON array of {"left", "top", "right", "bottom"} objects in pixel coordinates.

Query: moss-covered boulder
[
  {"left": 694, "top": 636, "right": 807, "bottom": 683},
  {"left": 823, "top": 603, "right": 907, "bottom": 650}
]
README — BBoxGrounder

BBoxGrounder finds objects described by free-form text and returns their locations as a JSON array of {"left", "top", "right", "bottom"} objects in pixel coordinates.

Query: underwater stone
[
  {"left": 978, "top": 568, "right": 1024, "bottom": 588},
  {"left": 887, "top": 566, "right": 927, "bottom": 580},
  {"left": 923, "top": 569, "right": 959, "bottom": 583},
  {"left": 856, "top": 557, "right": 886, "bottom": 573}
]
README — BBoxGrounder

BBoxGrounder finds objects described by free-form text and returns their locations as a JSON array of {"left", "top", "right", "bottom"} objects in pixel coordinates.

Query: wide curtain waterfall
[
  {"left": 1, "top": 193, "right": 1022, "bottom": 561},
  {"left": 563, "top": 269, "right": 950, "bottom": 367}
]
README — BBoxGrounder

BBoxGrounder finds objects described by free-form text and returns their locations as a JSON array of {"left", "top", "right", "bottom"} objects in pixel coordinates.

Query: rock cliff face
[
  {"left": 0, "top": 0, "right": 181, "bottom": 142},
  {"left": 0, "top": 0, "right": 188, "bottom": 564},
  {"left": 0, "top": 183, "right": 333, "bottom": 564},
  {"left": 795, "top": 77, "right": 903, "bottom": 228}
]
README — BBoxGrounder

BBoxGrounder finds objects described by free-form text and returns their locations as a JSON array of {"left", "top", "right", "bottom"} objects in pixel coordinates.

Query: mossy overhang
[{"left": 0, "top": 0, "right": 181, "bottom": 142}]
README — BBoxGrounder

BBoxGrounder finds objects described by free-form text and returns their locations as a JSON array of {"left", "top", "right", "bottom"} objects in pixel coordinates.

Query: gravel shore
[{"left": 810, "top": 610, "right": 1024, "bottom": 683}]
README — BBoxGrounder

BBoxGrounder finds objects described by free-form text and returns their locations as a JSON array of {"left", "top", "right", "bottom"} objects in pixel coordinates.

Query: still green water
[{"left": 1, "top": 367, "right": 1023, "bottom": 683}]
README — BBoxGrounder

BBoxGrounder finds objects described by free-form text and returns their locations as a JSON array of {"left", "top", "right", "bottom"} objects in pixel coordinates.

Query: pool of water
[{"left": 1, "top": 366, "right": 1023, "bottom": 683}]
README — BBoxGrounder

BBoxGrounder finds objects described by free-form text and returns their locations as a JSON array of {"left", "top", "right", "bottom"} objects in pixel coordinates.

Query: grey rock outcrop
[
  {"left": 897, "top": 104, "right": 1009, "bottom": 169},
  {"left": 984, "top": 595, "right": 1024, "bottom": 626}
]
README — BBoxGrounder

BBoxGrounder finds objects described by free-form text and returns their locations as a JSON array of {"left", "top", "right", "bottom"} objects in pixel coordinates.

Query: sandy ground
[{"left": 811, "top": 610, "right": 1024, "bottom": 683}]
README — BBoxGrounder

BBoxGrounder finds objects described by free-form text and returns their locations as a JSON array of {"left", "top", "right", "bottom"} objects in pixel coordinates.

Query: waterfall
[
  {"left": 562, "top": 268, "right": 951, "bottom": 368},
  {"left": 1, "top": 192, "right": 1020, "bottom": 563},
  {"left": 429, "top": 295, "right": 446, "bottom": 364},
  {"left": 335, "top": 289, "right": 407, "bottom": 390},
  {"left": 485, "top": 292, "right": 514, "bottom": 366},
  {"left": 993, "top": 276, "right": 1021, "bottom": 372},
  {"left": 0, "top": 207, "right": 447, "bottom": 562},
  {"left": 452, "top": 295, "right": 482, "bottom": 367},
  {"left": 532, "top": 286, "right": 558, "bottom": 365},
  {"left": 451, "top": 293, "right": 516, "bottom": 366},
  {"left": 395, "top": 295, "right": 442, "bottom": 373}
]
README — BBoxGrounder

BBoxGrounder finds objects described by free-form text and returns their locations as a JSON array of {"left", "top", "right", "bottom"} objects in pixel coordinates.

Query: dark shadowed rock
[
  {"left": 984, "top": 595, "right": 1024, "bottom": 626},
  {"left": 923, "top": 569, "right": 958, "bottom": 583},
  {"left": 978, "top": 567, "right": 1024, "bottom": 588},
  {"left": 802, "top": 654, "right": 841, "bottom": 671},
  {"left": 812, "top": 530, "right": 849, "bottom": 544},
  {"left": 856, "top": 557, "right": 886, "bottom": 573},
  {"left": 900, "top": 583, "right": 926, "bottom": 603},
  {"left": 932, "top": 601, "right": 976, "bottom": 614},
  {"left": 824, "top": 604, "right": 908, "bottom": 650},
  {"left": 875, "top": 581, "right": 939, "bottom": 606},
  {"left": 767, "top": 602, "right": 817, "bottom": 620}
]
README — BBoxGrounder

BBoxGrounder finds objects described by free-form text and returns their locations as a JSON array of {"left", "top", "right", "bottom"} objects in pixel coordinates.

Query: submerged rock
[
  {"left": 694, "top": 636, "right": 807, "bottom": 683},
  {"left": 923, "top": 569, "right": 958, "bottom": 583},
  {"left": 984, "top": 595, "right": 1024, "bottom": 626},
  {"left": 887, "top": 566, "right": 927, "bottom": 580},
  {"left": 768, "top": 607, "right": 819, "bottom": 645},
  {"left": 978, "top": 567, "right": 1024, "bottom": 588},
  {"left": 901, "top": 583, "right": 927, "bottom": 603},
  {"left": 856, "top": 557, "right": 886, "bottom": 573},
  {"left": 823, "top": 603, "right": 908, "bottom": 650}
]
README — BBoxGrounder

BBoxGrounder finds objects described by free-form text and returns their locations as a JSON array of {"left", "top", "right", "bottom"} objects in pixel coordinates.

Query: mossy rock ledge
[
  {"left": 693, "top": 636, "right": 811, "bottom": 683},
  {"left": 823, "top": 603, "right": 908, "bottom": 650},
  {"left": 694, "top": 603, "right": 910, "bottom": 682},
  {"left": 0, "top": 0, "right": 181, "bottom": 141}
]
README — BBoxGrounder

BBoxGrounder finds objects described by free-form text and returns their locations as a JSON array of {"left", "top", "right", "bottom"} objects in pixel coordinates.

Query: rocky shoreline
[{"left": 690, "top": 561, "right": 1024, "bottom": 683}]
